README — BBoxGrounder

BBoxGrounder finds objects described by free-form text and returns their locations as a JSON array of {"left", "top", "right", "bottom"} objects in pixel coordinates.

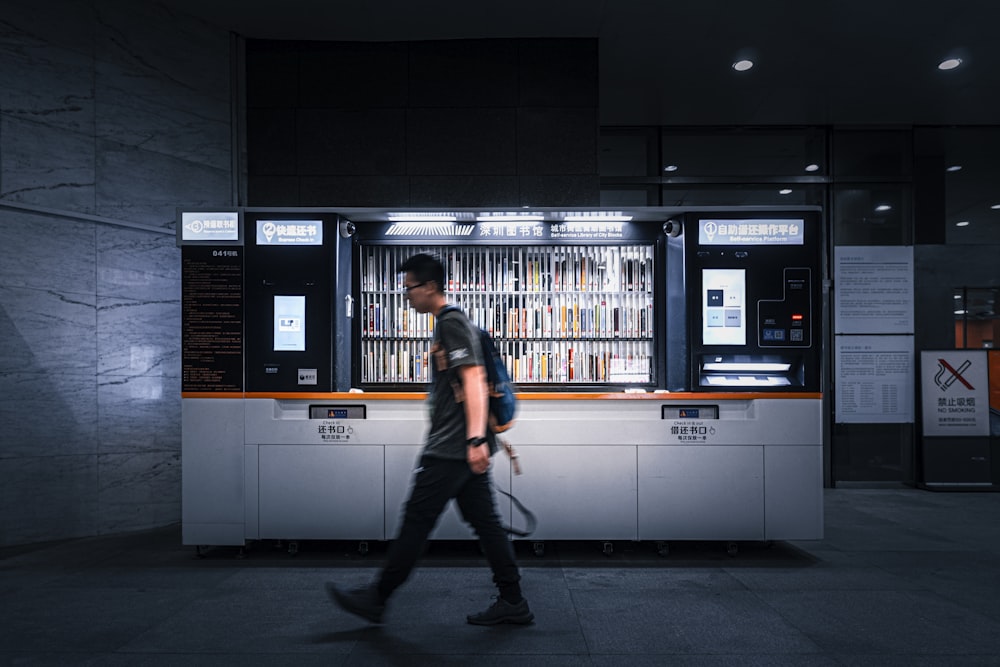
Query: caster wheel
[
  {"left": 532, "top": 542, "right": 545, "bottom": 557},
  {"left": 656, "top": 541, "right": 669, "bottom": 557},
  {"left": 726, "top": 542, "right": 738, "bottom": 557},
  {"left": 358, "top": 541, "right": 369, "bottom": 556},
  {"left": 288, "top": 541, "right": 299, "bottom": 556},
  {"left": 602, "top": 542, "right": 614, "bottom": 557}
]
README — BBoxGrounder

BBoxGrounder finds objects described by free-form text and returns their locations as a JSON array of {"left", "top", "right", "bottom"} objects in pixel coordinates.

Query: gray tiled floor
[{"left": 3, "top": 488, "right": 1000, "bottom": 665}]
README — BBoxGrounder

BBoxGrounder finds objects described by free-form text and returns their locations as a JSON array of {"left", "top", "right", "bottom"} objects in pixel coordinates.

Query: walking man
[{"left": 326, "top": 253, "right": 532, "bottom": 626}]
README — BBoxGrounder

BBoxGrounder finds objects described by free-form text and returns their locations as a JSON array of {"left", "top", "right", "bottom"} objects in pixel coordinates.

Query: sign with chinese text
[
  {"left": 920, "top": 350, "right": 989, "bottom": 436},
  {"left": 698, "top": 219, "right": 804, "bottom": 246},
  {"left": 256, "top": 220, "right": 323, "bottom": 245},
  {"left": 179, "top": 211, "right": 240, "bottom": 243}
]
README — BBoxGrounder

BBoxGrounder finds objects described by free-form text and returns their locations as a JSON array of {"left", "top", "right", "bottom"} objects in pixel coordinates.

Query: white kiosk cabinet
[{"left": 182, "top": 393, "right": 823, "bottom": 546}]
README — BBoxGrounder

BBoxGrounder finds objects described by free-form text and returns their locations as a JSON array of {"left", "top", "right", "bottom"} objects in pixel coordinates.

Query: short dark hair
[{"left": 399, "top": 253, "right": 445, "bottom": 293}]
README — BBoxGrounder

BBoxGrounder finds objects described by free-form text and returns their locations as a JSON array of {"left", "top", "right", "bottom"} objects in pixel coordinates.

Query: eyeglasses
[{"left": 403, "top": 281, "right": 427, "bottom": 293}]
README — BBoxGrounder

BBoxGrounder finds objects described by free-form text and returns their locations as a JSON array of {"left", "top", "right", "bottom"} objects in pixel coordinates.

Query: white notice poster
[
  {"left": 835, "top": 246, "right": 914, "bottom": 334},
  {"left": 920, "top": 350, "right": 990, "bottom": 436},
  {"left": 835, "top": 335, "right": 914, "bottom": 423}
]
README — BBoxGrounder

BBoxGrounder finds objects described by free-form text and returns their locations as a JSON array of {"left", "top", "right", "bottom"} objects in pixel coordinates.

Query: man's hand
[{"left": 467, "top": 442, "right": 490, "bottom": 474}]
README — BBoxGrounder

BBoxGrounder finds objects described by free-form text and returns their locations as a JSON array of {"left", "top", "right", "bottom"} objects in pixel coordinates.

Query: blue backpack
[{"left": 440, "top": 306, "right": 518, "bottom": 433}]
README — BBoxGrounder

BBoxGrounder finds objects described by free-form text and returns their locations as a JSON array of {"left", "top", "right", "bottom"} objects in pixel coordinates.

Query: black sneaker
[
  {"left": 466, "top": 596, "right": 534, "bottom": 625},
  {"left": 325, "top": 582, "right": 385, "bottom": 624}
]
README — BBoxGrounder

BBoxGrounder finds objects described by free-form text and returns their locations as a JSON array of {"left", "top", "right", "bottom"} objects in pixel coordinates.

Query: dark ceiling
[{"left": 163, "top": 0, "right": 1000, "bottom": 126}]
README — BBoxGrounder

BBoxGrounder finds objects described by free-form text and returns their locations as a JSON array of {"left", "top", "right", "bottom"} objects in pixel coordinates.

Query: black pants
[{"left": 377, "top": 455, "right": 522, "bottom": 602}]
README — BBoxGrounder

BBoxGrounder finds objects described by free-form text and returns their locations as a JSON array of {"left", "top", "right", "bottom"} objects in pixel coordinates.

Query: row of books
[
  {"left": 360, "top": 339, "right": 654, "bottom": 384},
  {"left": 362, "top": 244, "right": 655, "bottom": 294},
  {"left": 361, "top": 297, "right": 655, "bottom": 339}
]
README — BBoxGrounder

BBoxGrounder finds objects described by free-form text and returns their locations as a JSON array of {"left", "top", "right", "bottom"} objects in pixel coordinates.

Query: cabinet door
[
  {"left": 764, "top": 445, "right": 823, "bottom": 539},
  {"left": 510, "top": 445, "right": 638, "bottom": 540},
  {"left": 384, "top": 446, "right": 512, "bottom": 540},
  {"left": 638, "top": 446, "right": 764, "bottom": 541},
  {"left": 257, "top": 445, "right": 385, "bottom": 540}
]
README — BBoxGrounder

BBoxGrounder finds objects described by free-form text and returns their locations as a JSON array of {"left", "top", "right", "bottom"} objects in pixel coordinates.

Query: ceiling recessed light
[
  {"left": 946, "top": 165, "right": 963, "bottom": 172},
  {"left": 938, "top": 58, "right": 962, "bottom": 70},
  {"left": 956, "top": 221, "right": 970, "bottom": 227},
  {"left": 875, "top": 204, "right": 892, "bottom": 212},
  {"left": 779, "top": 189, "right": 793, "bottom": 195},
  {"left": 804, "top": 164, "right": 819, "bottom": 172},
  {"left": 732, "top": 59, "right": 754, "bottom": 72},
  {"left": 664, "top": 165, "right": 679, "bottom": 172}
]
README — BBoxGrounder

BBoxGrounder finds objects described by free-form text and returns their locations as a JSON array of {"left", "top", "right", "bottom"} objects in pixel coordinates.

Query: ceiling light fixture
[
  {"left": 664, "top": 165, "right": 679, "bottom": 172},
  {"left": 804, "top": 164, "right": 819, "bottom": 172},
  {"left": 732, "top": 59, "right": 754, "bottom": 72},
  {"left": 956, "top": 221, "right": 970, "bottom": 226},
  {"left": 779, "top": 189, "right": 793, "bottom": 195},
  {"left": 938, "top": 58, "right": 962, "bottom": 70},
  {"left": 875, "top": 204, "right": 892, "bottom": 212},
  {"left": 946, "top": 165, "right": 963, "bottom": 172},
  {"left": 991, "top": 204, "right": 1000, "bottom": 210}
]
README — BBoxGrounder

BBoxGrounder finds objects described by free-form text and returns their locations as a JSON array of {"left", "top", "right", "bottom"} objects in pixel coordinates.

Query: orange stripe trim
[{"left": 184, "top": 391, "right": 822, "bottom": 401}]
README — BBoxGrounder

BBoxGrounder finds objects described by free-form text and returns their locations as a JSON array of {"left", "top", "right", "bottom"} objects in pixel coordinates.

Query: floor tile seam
[
  {"left": 752, "top": 585, "right": 1000, "bottom": 647},
  {"left": 561, "top": 565, "right": 602, "bottom": 656}
]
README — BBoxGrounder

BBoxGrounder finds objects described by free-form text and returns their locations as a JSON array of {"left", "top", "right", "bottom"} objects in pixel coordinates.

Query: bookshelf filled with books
[{"left": 358, "top": 244, "right": 656, "bottom": 386}]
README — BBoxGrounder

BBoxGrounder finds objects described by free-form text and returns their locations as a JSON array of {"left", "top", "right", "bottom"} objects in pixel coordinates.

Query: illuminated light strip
[
  {"left": 703, "top": 362, "right": 792, "bottom": 372},
  {"left": 562, "top": 214, "right": 633, "bottom": 222},
  {"left": 387, "top": 214, "right": 458, "bottom": 222},
  {"left": 385, "top": 223, "right": 476, "bottom": 236},
  {"left": 476, "top": 214, "right": 546, "bottom": 222}
]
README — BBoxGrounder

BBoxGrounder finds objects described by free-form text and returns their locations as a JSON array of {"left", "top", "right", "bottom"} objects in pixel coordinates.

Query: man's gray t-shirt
[{"left": 424, "top": 307, "right": 485, "bottom": 460}]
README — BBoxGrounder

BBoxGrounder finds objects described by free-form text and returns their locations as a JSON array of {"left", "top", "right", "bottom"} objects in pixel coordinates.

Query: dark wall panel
[
  {"left": 298, "top": 42, "right": 409, "bottom": 108},
  {"left": 297, "top": 108, "right": 406, "bottom": 175},
  {"left": 246, "top": 38, "right": 598, "bottom": 207},
  {"left": 407, "top": 108, "right": 517, "bottom": 175},
  {"left": 408, "top": 39, "right": 519, "bottom": 106}
]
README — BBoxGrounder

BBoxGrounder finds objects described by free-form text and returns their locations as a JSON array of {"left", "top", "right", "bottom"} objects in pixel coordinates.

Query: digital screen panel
[
  {"left": 274, "top": 295, "right": 306, "bottom": 351},
  {"left": 702, "top": 269, "right": 746, "bottom": 346}
]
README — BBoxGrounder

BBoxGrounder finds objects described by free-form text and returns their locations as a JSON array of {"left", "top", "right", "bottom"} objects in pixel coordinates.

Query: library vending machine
[
  {"left": 672, "top": 212, "right": 823, "bottom": 392},
  {"left": 352, "top": 216, "right": 665, "bottom": 390}
]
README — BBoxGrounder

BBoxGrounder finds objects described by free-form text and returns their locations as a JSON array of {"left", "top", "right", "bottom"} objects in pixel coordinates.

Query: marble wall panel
[
  {"left": 0, "top": 285, "right": 97, "bottom": 374},
  {"left": 93, "top": 0, "right": 230, "bottom": 171},
  {"left": 0, "top": 208, "right": 97, "bottom": 294},
  {"left": 95, "top": 140, "right": 231, "bottom": 211},
  {"left": 0, "top": 38, "right": 94, "bottom": 134},
  {"left": 97, "top": 296, "right": 179, "bottom": 379},
  {"left": 0, "top": 371, "right": 98, "bottom": 458},
  {"left": 96, "top": 226, "right": 180, "bottom": 300},
  {"left": 96, "top": 450, "right": 181, "bottom": 534},
  {"left": 93, "top": 203, "right": 193, "bottom": 230},
  {"left": 97, "top": 374, "right": 180, "bottom": 454},
  {"left": 0, "top": 0, "right": 94, "bottom": 56},
  {"left": 0, "top": 116, "right": 97, "bottom": 212},
  {"left": 407, "top": 108, "right": 517, "bottom": 175},
  {"left": 0, "top": 454, "right": 99, "bottom": 547}
]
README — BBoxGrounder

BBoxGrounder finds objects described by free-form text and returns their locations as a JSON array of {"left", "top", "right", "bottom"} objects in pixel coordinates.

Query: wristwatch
[{"left": 466, "top": 436, "right": 488, "bottom": 447}]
